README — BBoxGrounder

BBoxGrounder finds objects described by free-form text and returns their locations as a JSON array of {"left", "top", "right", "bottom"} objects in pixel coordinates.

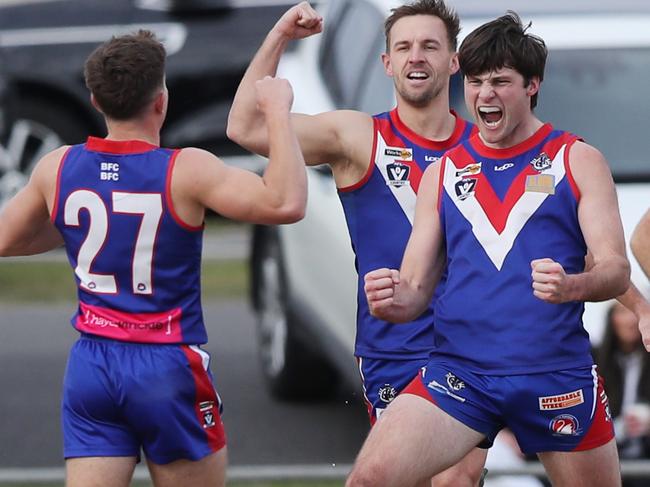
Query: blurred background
[{"left": 0, "top": 0, "right": 649, "bottom": 485}]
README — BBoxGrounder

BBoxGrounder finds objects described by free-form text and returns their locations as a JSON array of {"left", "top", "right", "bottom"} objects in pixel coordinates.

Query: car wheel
[
  {"left": 0, "top": 96, "right": 88, "bottom": 207},
  {"left": 253, "top": 227, "right": 338, "bottom": 401}
]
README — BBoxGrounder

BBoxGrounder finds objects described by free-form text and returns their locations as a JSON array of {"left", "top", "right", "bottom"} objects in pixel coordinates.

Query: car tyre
[{"left": 252, "top": 227, "right": 339, "bottom": 401}]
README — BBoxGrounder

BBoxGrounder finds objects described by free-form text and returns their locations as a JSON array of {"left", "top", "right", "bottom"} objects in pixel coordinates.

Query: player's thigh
[
  {"left": 66, "top": 456, "right": 137, "bottom": 487},
  {"left": 431, "top": 447, "right": 488, "bottom": 487},
  {"left": 147, "top": 448, "right": 227, "bottom": 487},
  {"left": 537, "top": 438, "right": 621, "bottom": 487},
  {"left": 347, "top": 394, "right": 485, "bottom": 487}
]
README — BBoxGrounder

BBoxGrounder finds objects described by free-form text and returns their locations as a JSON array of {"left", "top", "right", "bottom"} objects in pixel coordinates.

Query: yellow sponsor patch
[{"left": 525, "top": 174, "right": 555, "bottom": 194}]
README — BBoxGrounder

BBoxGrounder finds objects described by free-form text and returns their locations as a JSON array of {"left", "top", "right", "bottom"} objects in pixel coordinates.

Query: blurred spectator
[{"left": 594, "top": 301, "right": 650, "bottom": 486}]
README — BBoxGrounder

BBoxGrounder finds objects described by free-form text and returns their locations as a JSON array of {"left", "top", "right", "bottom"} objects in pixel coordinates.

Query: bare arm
[
  {"left": 532, "top": 142, "right": 629, "bottom": 303},
  {"left": 0, "top": 148, "right": 65, "bottom": 256},
  {"left": 616, "top": 282, "right": 650, "bottom": 352},
  {"left": 364, "top": 163, "right": 446, "bottom": 322},
  {"left": 226, "top": 1, "right": 371, "bottom": 174},
  {"left": 174, "top": 77, "right": 307, "bottom": 225},
  {"left": 631, "top": 209, "right": 650, "bottom": 279}
]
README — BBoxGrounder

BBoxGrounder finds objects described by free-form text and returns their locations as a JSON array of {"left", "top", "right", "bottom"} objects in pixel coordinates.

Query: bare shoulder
[
  {"left": 568, "top": 140, "right": 609, "bottom": 173},
  {"left": 31, "top": 145, "right": 71, "bottom": 183}
]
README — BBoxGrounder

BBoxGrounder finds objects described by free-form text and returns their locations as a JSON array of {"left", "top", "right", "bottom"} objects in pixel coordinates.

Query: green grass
[{"left": 0, "top": 259, "right": 247, "bottom": 303}]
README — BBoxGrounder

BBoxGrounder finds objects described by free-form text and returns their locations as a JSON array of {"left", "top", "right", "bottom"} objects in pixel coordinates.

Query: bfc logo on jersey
[
  {"left": 386, "top": 162, "right": 411, "bottom": 187},
  {"left": 200, "top": 401, "right": 217, "bottom": 429},
  {"left": 378, "top": 384, "right": 397, "bottom": 403},
  {"left": 454, "top": 178, "right": 477, "bottom": 200},
  {"left": 549, "top": 414, "right": 580, "bottom": 436},
  {"left": 100, "top": 162, "right": 120, "bottom": 181}
]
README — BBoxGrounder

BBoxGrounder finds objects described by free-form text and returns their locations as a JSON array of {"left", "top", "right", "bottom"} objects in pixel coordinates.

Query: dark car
[{"left": 0, "top": 0, "right": 294, "bottom": 206}]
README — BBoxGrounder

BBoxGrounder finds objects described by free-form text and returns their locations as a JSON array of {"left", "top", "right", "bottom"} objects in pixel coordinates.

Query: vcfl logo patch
[
  {"left": 199, "top": 401, "right": 216, "bottom": 428},
  {"left": 386, "top": 162, "right": 410, "bottom": 187}
]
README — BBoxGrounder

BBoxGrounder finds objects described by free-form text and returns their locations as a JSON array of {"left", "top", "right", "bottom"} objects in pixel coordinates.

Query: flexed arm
[
  {"left": 631, "top": 209, "right": 650, "bottom": 279},
  {"left": 226, "top": 2, "right": 322, "bottom": 156}
]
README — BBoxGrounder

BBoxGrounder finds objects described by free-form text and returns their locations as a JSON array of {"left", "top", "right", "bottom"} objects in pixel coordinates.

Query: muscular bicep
[{"left": 571, "top": 142, "right": 627, "bottom": 264}]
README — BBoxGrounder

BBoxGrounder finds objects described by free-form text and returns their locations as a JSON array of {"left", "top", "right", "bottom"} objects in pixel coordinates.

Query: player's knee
[
  {"left": 432, "top": 467, "right": 485, "bottom": 487},
  {"left": 346, "top": 461, "right": 390, "bottom": 487}
]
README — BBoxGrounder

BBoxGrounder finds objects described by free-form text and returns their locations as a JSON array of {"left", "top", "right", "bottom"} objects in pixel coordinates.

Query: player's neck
[
  {"left": 105, "top": 118, "right": 161, "bottom": 146},
  {"left": 395, "top": 96, "right": 455, "bottom": 141}
]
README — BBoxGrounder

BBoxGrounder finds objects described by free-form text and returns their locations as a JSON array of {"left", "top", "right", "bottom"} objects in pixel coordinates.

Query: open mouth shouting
[{"left": 478, "top": 106, "right": 503, "bottom": 128}]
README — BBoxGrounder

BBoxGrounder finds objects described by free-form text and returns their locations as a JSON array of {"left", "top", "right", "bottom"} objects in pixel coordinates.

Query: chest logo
[
  {"left": 455, "top": 162, "right": 482, "bottom": 177},
  {"left": 530, "top": 152, "right": 552, "bottom": 171},
  {"left": 386, "top": 162, "right": 411, "bottom": 187},
  {"left": 525, "top": 174, "right": 556, "bottom": 194},
  {"left": 454, "top": 178, "right": 477, "bottom": 200},
  {"left": 384, "top": 147, "right": 413, "bottom": 161},
  {"left": 494, "top": 162, "right": 514, "bottom": 172}
]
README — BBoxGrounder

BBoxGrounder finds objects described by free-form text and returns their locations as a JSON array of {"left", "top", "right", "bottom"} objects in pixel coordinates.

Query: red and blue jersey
[
  {"left": 52, "top": 137, "right": 206, "bottom": 344},
  {"left": 339, "top": 109, "right": 475, "bottom": 359},
  {"left": 436, "top": 123, "right": 591, "bottom": 373}
]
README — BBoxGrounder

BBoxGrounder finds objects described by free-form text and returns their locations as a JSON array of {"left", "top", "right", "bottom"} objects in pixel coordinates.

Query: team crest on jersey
[
  {"left": 549, "top": 414, "right": 580, "bottom": 436},
  {"left": 455, "top": 162, "right": 482, "bottom": 177},
  {"left": 384, "top": 147, "right": 413, "bottom": 161},
  {"left": 199, "top": 400, "right": 216, "bottom": 428},
  {"left": 530, "top": 152, "right": 552, "bottom": 171},
  {"left": 386, "top": 162, "right": 411, "bottom": 187},
  {"left": 454, "top": 178, "right": 477, "bottom": 200},
  {"left": 378, "top": 384, "right": 397, "bottom": 403}
]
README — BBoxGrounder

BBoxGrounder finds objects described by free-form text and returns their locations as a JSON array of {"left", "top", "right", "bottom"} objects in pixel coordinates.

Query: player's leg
[
  {"left": 147, "top": 448, "right": 227, "bottom": 487},
  {"left": 537, "top": 438, "right": 621, "bottom": 487},
  {"left": 431, "top": 447, "right": 488, "bottom": 487},
  {"left": 346, "top": 393, "right": 485, "bottom": 487},
  {"left": 66, "top": 457, "right": 137, "bottom": 487}
]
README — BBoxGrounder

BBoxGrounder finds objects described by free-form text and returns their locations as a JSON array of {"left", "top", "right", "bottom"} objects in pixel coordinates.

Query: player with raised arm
[{"left": 0, "top": 30, "right": 306, "bottom": 487}]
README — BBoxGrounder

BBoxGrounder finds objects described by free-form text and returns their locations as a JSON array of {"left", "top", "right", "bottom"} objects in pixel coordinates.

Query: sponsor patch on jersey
[
  {"left": 494, "top": 162, "right": 514, "bottom": 172},
  {"left": 384, "top": 147, "right": 413, "bottom": 161},
  {"left": 455, "top": 162, "right": 482, "bottom": 177},
  {"left": 454, "top": 178, "right": 477, "bottom": 200},
  {"left": 525, "top": 174, "right": 555, "bottom": 194},
  {"left": 378, "top": 384, "right": 397, "bottom": 403},
  {"left": 549, "top": 414, "right": 581, "bottom": 436},
  {"left": 199, "top": 401, "right": 216, "bottom": 428},
  {"left": 386, "top": 162, "right": 411, "bottom": 187},
  {"left": 530, "top": 152, "right": 552, "bottom": 171},
  {"left": 538, "top": 389, "right": 584, "bottom": 410}
]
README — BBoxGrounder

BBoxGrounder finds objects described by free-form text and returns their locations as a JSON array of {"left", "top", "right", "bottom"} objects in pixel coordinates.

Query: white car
[{"left": 249, "top": 0, "right": 650, "bottom": 399}]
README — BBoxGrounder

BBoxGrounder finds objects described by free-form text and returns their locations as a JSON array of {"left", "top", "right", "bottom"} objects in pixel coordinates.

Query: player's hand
[
  {"left": 255, "top": 76, "right": 294, "bottom": 114},
  {"left": 272, "top": 2, "right": 323, "bottom": 40},
  {"left": 364, "top": 268, "right": 400, "bottom": 316},
  {"left": 531, "top": 258, "right": 572, "bottom": 303}
]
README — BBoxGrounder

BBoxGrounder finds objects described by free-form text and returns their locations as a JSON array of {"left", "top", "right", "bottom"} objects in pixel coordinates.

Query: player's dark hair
[
  {"left": 84, "top": 30, "right": 166, "bottom": 120},
  {"left": 384, "top": 0, "right": 460, "bottom": 52},
  {"left": 458, "top": 12, "right": 547, "bottom": 108}
]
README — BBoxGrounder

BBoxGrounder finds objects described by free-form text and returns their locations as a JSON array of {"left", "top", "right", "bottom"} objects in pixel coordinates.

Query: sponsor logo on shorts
[
  {"left": 384, "top": 147, "right": 413, "bottom": 161},
  {"left": 549, "top": 414, "right": 580, "bottom": 436},
  {"left": 427, "top": 380, "right": 466, "bottom": 403},
  {"left": 200, "top": 401, "right": 216, "bottom": 428},
  {"left": 600, "top": 389, "right": 613, "bottom": 422},
  {"left": 538, "top": 389, "right": 584, "bottom": 410},
  {"left": 378, "top": 384, "right": 397, "bottom": 403},
  {"left": 445, "top": 372, "right": 465, "bottom": 392}
]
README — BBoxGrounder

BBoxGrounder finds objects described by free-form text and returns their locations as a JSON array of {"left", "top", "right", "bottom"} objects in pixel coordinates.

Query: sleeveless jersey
[
  {"left": 436, "top": 123, "right": 591, "bottom": 373},
  {"left": 338, "top": 109, "right": 475, "bottom": 359},
  {"left": 52, "top": 137, "right": 206, "bottom": 344}
]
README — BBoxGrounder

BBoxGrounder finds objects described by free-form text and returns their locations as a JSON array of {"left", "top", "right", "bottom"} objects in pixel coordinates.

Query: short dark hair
[
  {"left": 384, "top": 0, "right": 460, "bottom": 52},
  {"left": 458, "top": 12, "right": 547, "bottom": 108},
  {"left": 84, "top": 30, "right": 166, "bottom": 120}
]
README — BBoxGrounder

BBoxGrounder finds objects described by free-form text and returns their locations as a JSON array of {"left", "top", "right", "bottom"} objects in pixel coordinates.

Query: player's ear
[
  {"left": 90, "top": 93, "right": 104, "bottom": 115},
  {"left": 382, "top": 52, "right": 393, "bottom": 76},
  {"left": 449, "top": 52, "right": 459, "bottom": 75},
  {"left": 526, "top": 76, "right": 540, "bottom": 97},
  {"left": 153, "top": 87, "right": 168, "bottom": 115}
]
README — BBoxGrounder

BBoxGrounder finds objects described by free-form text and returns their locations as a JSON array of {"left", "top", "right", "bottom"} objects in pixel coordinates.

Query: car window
[{"left": 320, "top": 0, "right": 384, "bottom": 108}]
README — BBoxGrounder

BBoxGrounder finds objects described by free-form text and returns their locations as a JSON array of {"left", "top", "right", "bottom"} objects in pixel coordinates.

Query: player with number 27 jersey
[{"left": 52, "top": 137, "right": 206, "bottom": 344}]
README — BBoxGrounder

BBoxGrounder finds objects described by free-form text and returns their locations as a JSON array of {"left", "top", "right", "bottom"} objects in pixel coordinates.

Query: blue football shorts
[
  {"left": 358, "top": 356, "right": 428, "bottom": 425},
  {"left": 403, "top": 359, "right": 613, "bottom": 454},
  {"left": 62, "top": 334, "right": 226, "bottom": 464}
]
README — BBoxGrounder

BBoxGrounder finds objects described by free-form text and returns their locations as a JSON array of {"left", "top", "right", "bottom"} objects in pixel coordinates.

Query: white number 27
[{"left": 64, "top": 190, "right": 163, "bottom": 295}]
